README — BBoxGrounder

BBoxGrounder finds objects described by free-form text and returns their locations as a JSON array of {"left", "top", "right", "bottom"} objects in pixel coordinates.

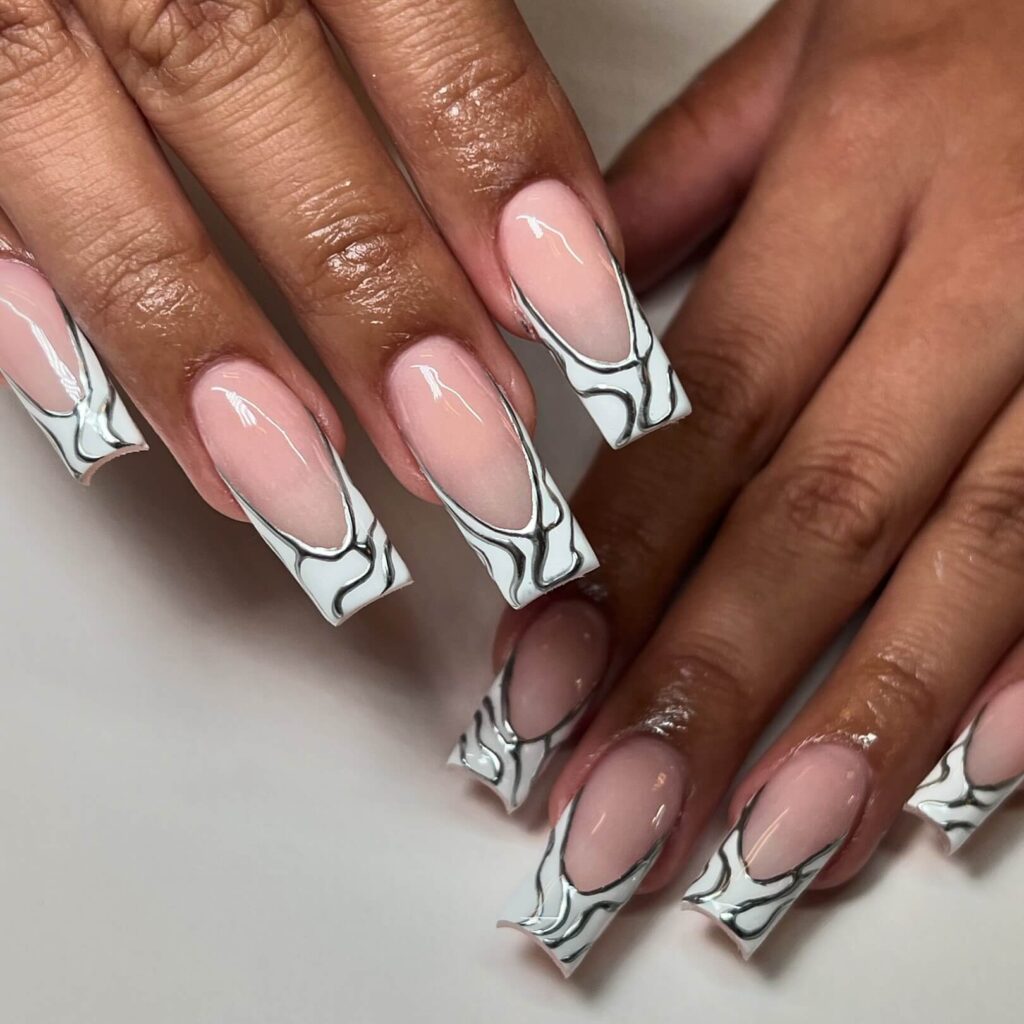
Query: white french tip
[
  {"left": 904, "top": 717, "right": 1024, "bottom": 854},
  {"left": 514, "top": 232, "right": 691, "bottom": 450},
  {"left": 225, "top": 438, "right": 412, "bottom": 627}
]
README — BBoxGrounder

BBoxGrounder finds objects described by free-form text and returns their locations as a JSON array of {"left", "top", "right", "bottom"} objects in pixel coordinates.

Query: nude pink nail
[
  {"left": 387, "top": 336, "right": 596, "bottom": 608},
  {"left": 499, "top": 735, "right": 685, "bottom": 975},
  {"left": 906, "top": 680, "right": 1024, "bottom": 851},
  {"left": 499, "top": 180, "right": 690, "bottom": 448},
  {"left": 192, "top": 359, "right": 410, "bottom": 624},
  {"left": 742, "top": 744, "right": 870, "bottom": 880},
  {"left": 683, "top": 743, "right": 869, "bottom": 959},
  {"left": 0, "top": 259, "right": 146, "bottom": 480},
  {"left": 449, "top": 600, "right": 610, "bottom": 811}
]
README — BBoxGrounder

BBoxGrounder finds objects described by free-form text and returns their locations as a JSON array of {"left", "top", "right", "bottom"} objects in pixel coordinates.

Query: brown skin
[
  {"left": 0, "top": 0, "right": 614, "bottom": 509},
  {"left": 494, "top": 0, "right": 1024, "bottom": 895}
]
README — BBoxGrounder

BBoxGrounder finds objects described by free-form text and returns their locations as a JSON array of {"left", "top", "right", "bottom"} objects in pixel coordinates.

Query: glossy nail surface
[
  {"left": 193, "top": 359, "right": 410, "bottom": 624},
  {"left": 449, "top": 600, "right": 609, "bottom": 811},
  {"left": 500, "top": 180, "right": 690, "bottom": 448},
  {"left": 0, "top": 260, "right": 146, "bottom": 480},
  {"left": 498, "top": 736, "right": 685, "bottom": 976},
  {"left": 906, "top": 681, "right": 1024, "bottom": 852},
  {"left": 683, "top": 744, "right": 869, "bottom": 959},
  {"left": 388, "top": 336, "right": 596, "bottom": 608}
]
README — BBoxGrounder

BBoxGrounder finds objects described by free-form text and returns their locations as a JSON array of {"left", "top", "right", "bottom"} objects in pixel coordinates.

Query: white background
[{"left": 1, "top": 1, "right": 1019, "bottom": 1021}]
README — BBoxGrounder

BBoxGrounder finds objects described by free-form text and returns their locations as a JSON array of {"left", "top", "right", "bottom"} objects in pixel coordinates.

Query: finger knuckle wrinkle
[
  {"left": 0, "top": 0, "right": 79, "bottom": 93},
  {"left": 945, "top": 467, "right": 1024, "bottom": 570},
  {"left": 860, "top": 647, "right": 941, "bottom": 727},
  {"left": 120, "top": 0, "right": 301, "bottom": 98},
  {"left": 296, "top": 187, "right": 422, "bottom": 311},
  {"left": 769, "top": 440, "right": 896, "bottom": 561}
]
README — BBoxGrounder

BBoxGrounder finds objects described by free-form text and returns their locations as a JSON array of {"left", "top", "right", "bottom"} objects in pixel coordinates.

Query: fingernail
[
  {"left": 192, "top": 359, "right": 411, "bottom": 624},
  {"left": 499, "top": 180, "right": 690, "bottom": 449},
  {"left": 905, "top": 680, "right": 1024, "bottom": 853},
  {"left": 498, "top": 736, "right": 686, "bottom": 976},
  {"left": 449, "top": 600, "right": 610, "bottom": 811},
  {"left": 386, "top": 336, "right": 597, "bottom": 608},
  {"left": 683, "top": 743, "right": 869, "bottom": 960},
  {"left": 0, "top": 259, "right": 146, "bottom": 481}
]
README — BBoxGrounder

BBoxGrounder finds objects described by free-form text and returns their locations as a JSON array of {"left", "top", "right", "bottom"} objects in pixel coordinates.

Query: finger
[
  {"left": 693, "top": 381, "right": 1024, "bottom": 957},
  {"left": 906, "top": 642, "right": 1024, "bottom": 853},
  {"left": 316, "top": 0, "right": 692, "bottom": 447},
  {"left": 0, "top": 203, "right": 147, "bottom": 479},
  {"left": 607, "top": 0, "right": 815, "bottom": 290},
  {"left": 84, "top": 1, "right": 597, "bottom": 607},
  {"left": 0, "top": 2, "right": 410, "bottom": 623},
  {"left": 449, "top": 72, "right": 915, "bottom": 813}
]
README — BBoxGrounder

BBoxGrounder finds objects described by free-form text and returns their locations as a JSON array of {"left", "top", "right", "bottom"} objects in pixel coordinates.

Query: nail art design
[
  {"left": 681, "top": 795, "right": 843, "bottom": 960},
  {"left": 193, "top": 360, "right": 410, "bottom": 625},
  {"left": 497, "top": 791, "right": 666, "bottom": 977},
  {"left": 0, "top": 263, "right": 145, "bottom": 481},
  {"left": 500, "top": 180, "right": 690, "bottom": 449},
  {"left": 222, "top": 432, "right": 411, "bottom": 625},
  {"left": 513, "top": 247, "right": 690, "bottom": 449},
  {"left": 905, "top": 713, "right": 1024, "bottom": 853},
  {"left": 450, "top": 601, "right": 608, "bottom": 811},
  {"left": 422, "top": 384, "right": 595, "bottom": 608}
]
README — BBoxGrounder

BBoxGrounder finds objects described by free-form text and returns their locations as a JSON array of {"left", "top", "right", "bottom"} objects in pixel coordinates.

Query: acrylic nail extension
[
  {"left": 498, "top": 736, "right": 686, "bottom": 976},
  {"left": 905, "top": 681, "right": 1024, "bottom": 853},
  {"left": 0, "top": 260, "right": 146, "bottom": 481},
  {"left": 192, "top": 360, "right": 411, "bottom": 625},
  {"left": 449, "top": 600, "right": 610, "bottom": 812},
  {"left": 500, "top": 181, "right": 691, "bottom": 449},
  {"left": 387, "top": 336, "right": 597, "bottom": 608},
  {"left": 682, "top": 744, "right": 869, "bottom": 960}
]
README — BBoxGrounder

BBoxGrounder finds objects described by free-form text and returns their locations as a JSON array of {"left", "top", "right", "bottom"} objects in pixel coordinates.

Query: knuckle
[
  {"left": 942, "top": 464, "right": 1024, "bottom": 576},
  {"left": 857, "top": 644, "right": 942, "bottom": 729},
  {"left": 0, "top": 0, "right": 81, "bottom": 97},
  {"left": 83, "top": 225, "right": 215, "bottom": 332},
  {"left": 115, "top": 0, "right": 302, "bottom": 99},
  {"left": 675, "top": 313, "right": 782, "bottom": 460},
  {"left": 294, "top": 184, "right": 425, "bottom": 313},
  {"left": 755, "top": 438, "right": 898, "bottom": 563}
]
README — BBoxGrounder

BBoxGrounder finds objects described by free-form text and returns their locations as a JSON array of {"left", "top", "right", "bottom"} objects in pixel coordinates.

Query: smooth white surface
[{"left": 0, "top": 2, "right": 1019, "bottom": 1021}]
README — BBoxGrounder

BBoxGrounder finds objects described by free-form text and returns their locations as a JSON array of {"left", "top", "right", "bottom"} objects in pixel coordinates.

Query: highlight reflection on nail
[
  {"left": 387, "top": 336, "right": 597, "bottom": 608},
  {"left": 905, "top": 682, "right": 1024, "bottom": 853},
  {"left": 449, "top": 600, "right": 609, "bottom": 811},
  {"left": 500, "top": 181, "right": 690, "bottom": 449},
  {"left": 498, "top": 737, "right": 685, "bottom": 976},
  {"left": 682, "top": 744, "right": 869, "bottom": 959},
  {"left": 192, "top": 360, "right": 410, "bottom": 624},
  {"left": 0, "top": 260, "right": 146, "bottom": 480}
]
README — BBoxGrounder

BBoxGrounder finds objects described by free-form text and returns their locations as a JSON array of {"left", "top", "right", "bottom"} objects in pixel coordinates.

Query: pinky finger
[
  {"left": 906, "top": 640, "right": 1024, "bottom": 853},
  {"left": 0, "top": 209, "right": 147, "bottom": 482}
]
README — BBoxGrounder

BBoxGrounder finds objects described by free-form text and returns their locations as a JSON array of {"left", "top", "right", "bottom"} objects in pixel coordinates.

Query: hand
[
  {"left": 449, "top": 0, "right": 1024, "bottom": 973},
  {"left": 0, "top": 0, "right": 688, "bottom": 620}
]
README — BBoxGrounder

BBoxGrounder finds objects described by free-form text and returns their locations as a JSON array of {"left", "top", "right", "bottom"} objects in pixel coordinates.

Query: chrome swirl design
[
  {"left": 448, "top": 653, "right": 593, "bottom": 812},
  {"left": 497, "top": 793, "right": 665, "bottom": 976},
  {"left": 681, "top": 795, "right": 843, "bottom": 960},
  {"left": 420, "top": 387, "right": 596, "bottom": 609},
  {"left": 2, "top": 300, "right": 146, "bottom": 481},
  {"left": 905, "top": 715, "right": 1024, "bottom": 853},
  {"left": 513, "top": 230, "right": 691, "bottom": 449},
  {"left": 223, "top": 422, "right": 412, "bottom": 625}
]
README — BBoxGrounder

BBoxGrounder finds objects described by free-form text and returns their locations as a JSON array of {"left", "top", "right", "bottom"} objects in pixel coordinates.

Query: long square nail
[
  {"left": 0, "top": 260, "right": 146, "bottom": 480},
  {"left": 192, "top": 359, "right": 411, "bottom": 624},
  {"left": 387, "top": 336, "right": 597, "bottom": 608},
  {"left": 905, "top": 681, "right": 1024, "bottom": 852},
  {"left": 500, "top": 180, "right": 691, "bottom": 449},
  {"left": 498, "top": 736, "right": 685, "bottom": 976},
  {"left": 449, "top": 600, "right": 609, "bottom": 811},
  {"left": 682, "top": 743, "right": 869, "bottom": 959}
]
